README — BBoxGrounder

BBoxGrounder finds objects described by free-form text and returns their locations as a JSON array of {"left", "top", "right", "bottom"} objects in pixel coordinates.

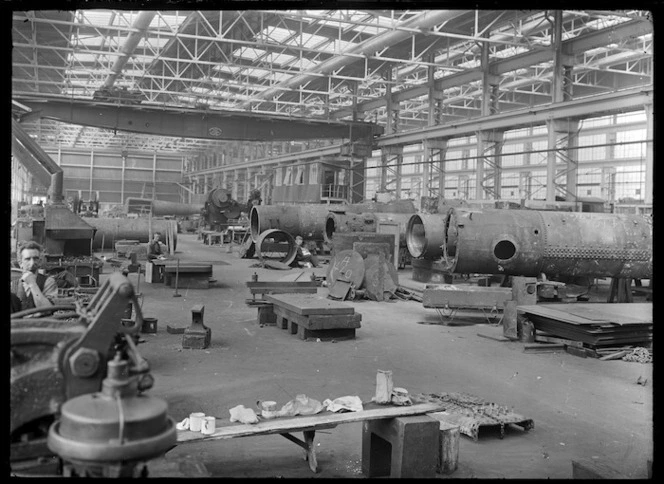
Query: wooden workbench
[{"left": 175, "top": 402, "right": 445, "bottom": 473}]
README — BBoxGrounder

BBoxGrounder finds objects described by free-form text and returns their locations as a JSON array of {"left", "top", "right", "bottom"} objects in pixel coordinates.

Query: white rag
[{"left": 323, "top": 396, "right": 364, "bottom": 413}]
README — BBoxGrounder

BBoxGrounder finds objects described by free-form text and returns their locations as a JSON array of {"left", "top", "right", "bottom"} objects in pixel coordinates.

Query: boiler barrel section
[
  {"left": 250, "top": 204, "right": 335, "bottom": 242},
  {"left": 444, "top": 209, "right": 652, "bottom": 279},
  {"left": 406, "top": 213, "right": 448, "bottom": 260},
  {"left": 325, "top": 212, "right": 413, "bottom": 245},
  {"left": 88, "top": 218, "right": 178, "bottom": 250}
]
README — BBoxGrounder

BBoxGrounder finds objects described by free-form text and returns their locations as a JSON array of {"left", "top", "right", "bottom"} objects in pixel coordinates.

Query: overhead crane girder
[{"left": 19, "top": 100, "right": 384, "bottom": 142}]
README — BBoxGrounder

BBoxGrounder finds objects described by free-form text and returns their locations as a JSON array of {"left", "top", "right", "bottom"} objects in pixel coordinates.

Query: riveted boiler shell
[
  {"left": 250, "top": 204, "right": 333, "bottom": 242},
  {"left": 449, "top": 209, "right": 544, "bottom": 276},
  {"left": 448, "top": 208, "right": 652, "bottom": 279},
  {"left": 536, "top": 211, "right": 652, "bottom": 279}
]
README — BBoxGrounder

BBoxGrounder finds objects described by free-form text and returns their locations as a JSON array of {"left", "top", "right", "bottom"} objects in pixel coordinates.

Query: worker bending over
[{"left": 11, "top": 240, "right": 57, "bottom": 313}]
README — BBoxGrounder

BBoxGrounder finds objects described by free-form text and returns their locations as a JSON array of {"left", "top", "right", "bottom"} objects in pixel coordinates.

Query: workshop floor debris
[{"left": 412, "top": 392, "right": 534, "bottom": 441}]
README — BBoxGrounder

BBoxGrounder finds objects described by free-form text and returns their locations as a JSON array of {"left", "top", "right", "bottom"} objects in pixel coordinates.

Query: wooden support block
[
  {"left": 436, "top": 422, "right": 460, "bottom": 475},
  {"left": 276, "top": 315, "right": 288, "bottom": 330},
  {"left": 565, "top": 345, "right": 588, "bottom": 358},
  {"left": 572, "top": 458, "right": 628, "bottom": 479},
  {"left": 362, "top": 415, "right": 439, "bottom": 478},
  {"left": 257, "top": 305, "right": 276, "bottom": 326}
]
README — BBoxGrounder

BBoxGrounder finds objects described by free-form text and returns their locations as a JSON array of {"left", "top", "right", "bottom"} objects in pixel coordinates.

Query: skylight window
[
  {"left": 260, "top": 26, "right": 296, "bottom": 43},
  {"left": 234, "top": 47, "right": 268, "bottom": 60}
]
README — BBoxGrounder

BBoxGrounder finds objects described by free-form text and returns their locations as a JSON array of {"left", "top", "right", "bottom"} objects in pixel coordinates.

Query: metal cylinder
[
  {"left": 345, "top": 199, "right": 417, "bottom": 214},
  {"left": 125, "top": 198, "right": 203, "bottom": 217},
  {"left": 324, "top": 212, "right": 413, "bottom": 245},
  {"left": 255, "top": 229, "right": 298, "bottom": 266},
  {"left": 87, "top": 218, "right": 177, "bottom": 250},
  {"left": 250, "top": 204, "right": 334, "bottom": 242},
  {"left": 407, "top": 207, "right": 652, "bottom": 279},
  {"left": 406, "top": 213, "right": 448, "bottom": 260}
]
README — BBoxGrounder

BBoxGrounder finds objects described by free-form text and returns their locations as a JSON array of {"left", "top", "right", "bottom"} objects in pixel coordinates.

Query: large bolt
[{"left": 70, "top": 348, "right": 100, "bottom": 377}]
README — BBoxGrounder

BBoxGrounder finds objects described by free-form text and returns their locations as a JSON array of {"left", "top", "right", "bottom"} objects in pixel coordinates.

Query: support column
[
  {"left": 379, "top": 146, "right": 403, "bottom": 198},
  {"left": 480, "top": 40, "right": 500, "bottom": 117},
  {"left": 152, "top": 153, "right": 157, "bottom": 199},
  {"left": 423, "top": 139, "right": 448, "bottom": 199},
  {"left": 232, "top": 170, "right": 239, "bottom": 201},
  {"left": 351, "top": 81, "right": 359, "bottom": 122},
  {"left": 245, "top": 167, "right": 251, "bottom": 203},
  {"left": 546, "top": 119, "right": 579, "bottom": 202},
  {"left": 551, "top": 11, "right": 574, "bottom": 104},
  {"left": 600, "top": 167, "right": 616, "bottom": 203},
  {"left": 475, "top": 130, "right": 504, "bottom": 200},
  {"left": 120, "top": 152, "right": 126, "bottom": 203},
  {"left": 385, "top": 67, "right": 399, "bottom": 135},
  {"left": 519, "top": 171, "right": 532, "bottom": 201},
  {"left": 349, "top": 156, "right": 366, "bottom": 203},
  {"left": 644, "top": 103, "right": 653, "bottom": 204},
  {"left": 89, "top": 150, "right": 94, "bottom": 199}
]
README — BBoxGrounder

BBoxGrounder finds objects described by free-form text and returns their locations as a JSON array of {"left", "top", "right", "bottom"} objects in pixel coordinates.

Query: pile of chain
[{"left": 622, "top": 347, "right": 652, "bottom": 363}]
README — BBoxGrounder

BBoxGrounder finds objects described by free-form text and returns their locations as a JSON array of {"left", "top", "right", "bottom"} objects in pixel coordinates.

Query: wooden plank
[
  {"left": 534, "top": 334, "right": 584, "bottom": 348},
  {"left": 176, "top": 403, "right": 446, "bottom": 444},
  {"left": 265, "top": 293, "right": 355, "bottom": 316},
  {"left": 523, "top": 344, "right": 565, "bottom": 353}
]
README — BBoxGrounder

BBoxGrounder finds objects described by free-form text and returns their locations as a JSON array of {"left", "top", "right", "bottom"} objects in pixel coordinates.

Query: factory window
[
  {"left": 615, "top": 130, "right": 646, "bottom": 159},
  {"left": 295, "top": 166, "right": 305, "bottom": 185},
  {"left": 274, "top": 167, "right": 283, "bottom": 186},
  {"left": 502, "top": 143, "right": 523, "bottom": 167},
  {"left": 309, "top": 164, "right": 319, "bottom": 185},
  {"left": 283, "top": 167, "right": 292, "bottom": 185},
  {"left": 578, "top": 134, "right": 606, "bottom": 161}
]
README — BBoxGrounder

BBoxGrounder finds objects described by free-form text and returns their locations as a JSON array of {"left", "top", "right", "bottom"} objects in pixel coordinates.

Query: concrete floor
[{"left": 107, "top": 233, "right": 652, "bottom": 479}]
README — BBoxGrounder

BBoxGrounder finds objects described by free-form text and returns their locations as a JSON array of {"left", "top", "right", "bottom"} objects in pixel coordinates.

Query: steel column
[
  {"left": 546, "top": 119, "right": 579, "bottom": 202},
  {"left": 644, "top": 103, "right": 653, "bottom": 204},
  {"left": 476, "top": 131, "right": 503, "bottom": 200}
]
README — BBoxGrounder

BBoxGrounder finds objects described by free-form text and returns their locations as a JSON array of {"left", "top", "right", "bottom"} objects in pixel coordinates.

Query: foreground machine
[{"left": 10, "top": 272, "right": 176, "bottom": 477}]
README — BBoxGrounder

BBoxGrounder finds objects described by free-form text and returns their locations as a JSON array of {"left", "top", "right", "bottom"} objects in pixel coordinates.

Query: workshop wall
[{"left": 44, "top": 148, "right": 185, "bottom": 205}]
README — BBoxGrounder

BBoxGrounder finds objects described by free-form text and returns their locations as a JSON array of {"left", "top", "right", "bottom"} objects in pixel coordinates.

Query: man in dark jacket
[
  {"left": 11, "top": 241, "right": 57, "bottom": 313},
  {"left": 147, "top": 233, "right": 165, "bottom": 261}
]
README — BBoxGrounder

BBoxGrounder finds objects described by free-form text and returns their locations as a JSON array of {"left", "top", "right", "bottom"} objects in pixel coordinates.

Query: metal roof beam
[
  {"left": 103, "top": 11, "right": 157, "bottom": 89},
  {"left": 376, "top": 86, "right": 652, "bottom": 147}
]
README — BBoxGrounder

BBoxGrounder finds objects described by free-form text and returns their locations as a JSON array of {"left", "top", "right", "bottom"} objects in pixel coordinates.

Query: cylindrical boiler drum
[
  {"left": 325, "top": 212, "right": 413, "bottom": 246},
  {"left": 406, "top": 213, "right": 449, "bottom": 260},
  {"left": 346, "top": 199, "right": 417, "bottom": 214},
  {"left": 250, "top": 204, "right": 333, "bottom": 242},
  {"left": 125, "top": 198, "right": 203, "bottom": 217},
  {"left": 439, "top": 208, "right": 652, "bottom": 279},
  {"left": 88, "top": 218, "right": 178, "bottom": 250}
]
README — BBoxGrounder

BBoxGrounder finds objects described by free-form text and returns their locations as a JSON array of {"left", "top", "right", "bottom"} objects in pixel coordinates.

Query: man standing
[{"left": 11, "top": 241, "right": 57, "bottom": 313}]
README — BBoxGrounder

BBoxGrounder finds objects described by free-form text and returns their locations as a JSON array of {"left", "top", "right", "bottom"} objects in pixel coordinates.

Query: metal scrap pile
[
  {"left": 622, "top": 347, "right": 652, "bottom": 363},
  {"left": 412, "top": 391, "right": 534, "bottom": 440}
]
